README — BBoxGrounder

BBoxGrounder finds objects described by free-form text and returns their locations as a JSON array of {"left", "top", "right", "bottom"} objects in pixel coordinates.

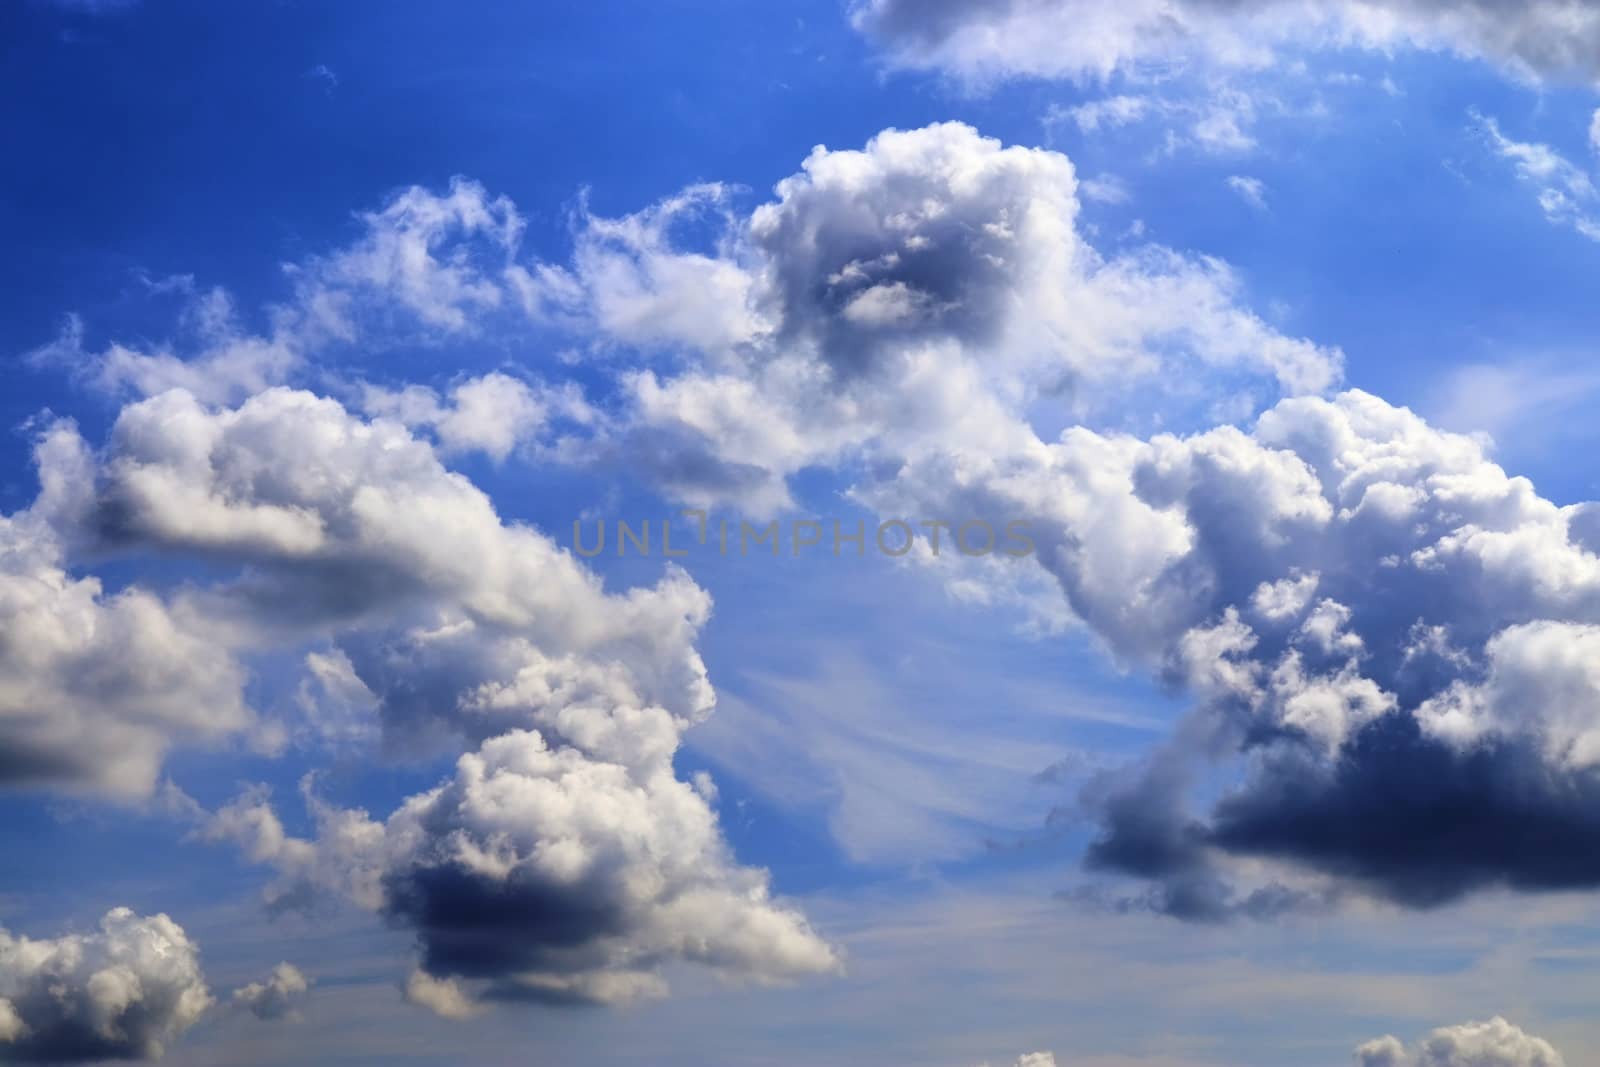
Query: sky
[{"left": 4, "top": 1, "right": 1600, "bottom": 1065}]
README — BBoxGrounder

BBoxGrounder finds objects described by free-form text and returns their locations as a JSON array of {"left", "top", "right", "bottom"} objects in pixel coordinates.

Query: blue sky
[{"left": 6, "top": 2, "right": 1600, "bottom": 1065}]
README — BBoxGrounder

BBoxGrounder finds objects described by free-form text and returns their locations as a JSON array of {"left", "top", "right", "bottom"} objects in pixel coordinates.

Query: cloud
[
  {"left": 229, "top": 963, "right": 311, "bottom": 1022},
  {"left": 1474, "top": 111, "right": 1600, "bottom": 241},
  {"left": 1427, "top": 359, "right": 1600, "bottom": 443},
  {"left": 26, "top": 115, "right": 1599, "bottom": 959},
  {"left": 206, "top": 727, "right": 839, "bottom": 1011},
  {"left": 401, "top": 970, "right": 482, "bottom": 1021},
  {"left": 0, "top": 421, "right": 254, "bottom": 796},
  {"left": 0, "top": 908, "right": 210, "bottom": 1062},
  {"left": 530, "top": 122, "right": 1338, "bottom": 515},
  {"left": 849, "top": 0, "right": 1600, "bottom": 86},
  {"left": 1050, "top": 87, "right": 1273, "bottom": 157},
  {"left": 21, "top": 378, "right": 839, "bottom": 1012},
  {"left": 1226, "top": 175, "right": 1269, "bottom": 209},
  {"left": 514, "top": 184, "right": 768, "bottom": 354},
  {"left": 31, "top": 178, "right": 536, "bottom": 406},
  {"left": 971, "top": 389, "right": 1600, "bottom": 913},
  {"left": 1356, "top": 1017, "right": 1565, "bottom": 1067},
  {"left": 430, "top": 124, "right": 1600, "bottom": 914},
  {"left": 8, "top": 319, "right": 836, "bottom": 1011},
  {"left": 359, "top": 372, "right": 595, "bottom": 461}
]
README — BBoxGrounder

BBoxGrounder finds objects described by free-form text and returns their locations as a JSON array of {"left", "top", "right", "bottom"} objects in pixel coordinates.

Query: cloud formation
[
  {"left": 531, "top": 122, "right": 1339, "bottom": 514},
  {"left": 0, "top": 422, "right": 253, "bottom": 796},
  {"left": 6, "top": 350, "right": 834, "bottom": 1010},
  {"left": 44, "top": 383, "right": 839, "bottom": 1011},
  {"left": 850, "top": 0, "right": 1600, "bottom": 85},
  {"left": 0, "top": 909, "right": 210, "bottom": 1062},
  {"left": 1356, "top": 1017, "right": 1565, "bottom": 1067},
  {"left": 495, "top": 122, "right": 1600, "bottom": 917},
  {"left": 229, "top": 963, "right": 310, "bottom": 1022},
  {"left": 1475, "top": 111, "right": 1600, "bottom": 242}
]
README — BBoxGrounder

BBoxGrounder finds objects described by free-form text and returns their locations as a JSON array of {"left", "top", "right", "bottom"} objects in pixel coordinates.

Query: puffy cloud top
[
  {"left": 0, "top": 908, "right": 210, "bottom": 1062},
  {"left": 229, "top": 963, "right": 310, "bottom": 1022},
  {"left": 1357, "top": 1017, "right": 1566, "bottom": 1067}
]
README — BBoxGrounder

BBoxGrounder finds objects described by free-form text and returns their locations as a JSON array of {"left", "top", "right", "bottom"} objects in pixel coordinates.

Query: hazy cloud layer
[{"left": 850, "top": 0, "right": 1600, "bottom": 85}]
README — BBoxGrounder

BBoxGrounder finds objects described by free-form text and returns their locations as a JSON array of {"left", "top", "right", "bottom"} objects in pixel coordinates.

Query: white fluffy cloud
[
  {"left": 22, "top": 382, "right": 839, "bottom": 1011},
  {"left": 1357, "top": 1017, "right": 1565, "bottom": 1067},
  {"left": 872, "top": 385, "right": 1600, "bottom": 911},
  {"left": 0, "top": 422, "right": 253, "bottom": 796},
  {"left": 359, "top": 371, "right": 594, "bottom": 461},
  {"left": 978, "top": 1054, "right": 1057, "bottom": 1067},
  {"left": 0, "top": 908, "right": 210, "bottom": 1062},
  {"left": 534, "top": 122, "right": 1338, "bottom": 514},
  {"left": 850, "top": 0, "right": 1600, "bottom": 85},
  {"left": 0, "top": 359, "right": 835, "bottom": 1011},
  {"left": 206, "top": 724, "right": 838, "bottom": 1010},
  {"left": 460, "top": 121, "right": 1600, "bottom": 912},
  {"left": 229, "top": 962, "right": 310, "bottom": 1022}
]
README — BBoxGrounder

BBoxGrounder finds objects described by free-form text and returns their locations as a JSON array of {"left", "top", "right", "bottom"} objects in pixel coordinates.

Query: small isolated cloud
[
  {"left": 1356, "top": 1017, "right": 1564, "bottom": 1067},
  {"left": 1227, "top": 175, "right": 1269, "bottom": 209},
  {"left": 975, "top": 1054, "right": 1057, "bottom": 1067},
  {"left": 230, "top": 962, "right": 311, "bottom": 1022},
  {"left": 305, "top": 64, "right": 338, "bottom": 92},
  {"left": 1080, "top": 174, "right": 1131, "bottom": 204},
  {"left": 0, "top": 908, "right": 210, "bottom": 1062}
]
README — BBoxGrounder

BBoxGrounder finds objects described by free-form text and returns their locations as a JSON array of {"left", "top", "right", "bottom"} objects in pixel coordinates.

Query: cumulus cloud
[
  {"left": 850, "top": 0, "right": 1600, "bottom": 86},
  {"left": 0, "top": 908, "right": 210, "bottom": 1062},
  {"left": 206, "top": 724, "right": 838, "bottom": 1010},
  {"left": 927, "top": 387, "right": 1600, "bottom": 914},
  {"left": 229, "top": 963, "right": 310, "bottom": 1023},
  {"left": 359, "top": 371, "right": 594, "bottom": 461},
  {"left": 25, "top": 113, "right": 1599, "bottom": 971},
  {"left": 441, "top": 121, "right": 1600, "bottom": 914},
  {"left": 522, "top": 119, "right": 1600, "bottom": 910},
  {"left": 1356, "top": 1017, "right": 1565, "bottom": 1067},
  {"left": 528, "top": 122, "right": 1338, "bottom": 514},
  {"left": 225, "top": 741, "right": 830, "bottom": 1004},
  {"left": 19, "top": 381, "right": 840, "bottom": 1011},
  {"left": 0, "top": 421, "right": 253, "bottom": 796},
  {"left": 6, "top": 323, "right": 837, "bottom": 1011}
]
